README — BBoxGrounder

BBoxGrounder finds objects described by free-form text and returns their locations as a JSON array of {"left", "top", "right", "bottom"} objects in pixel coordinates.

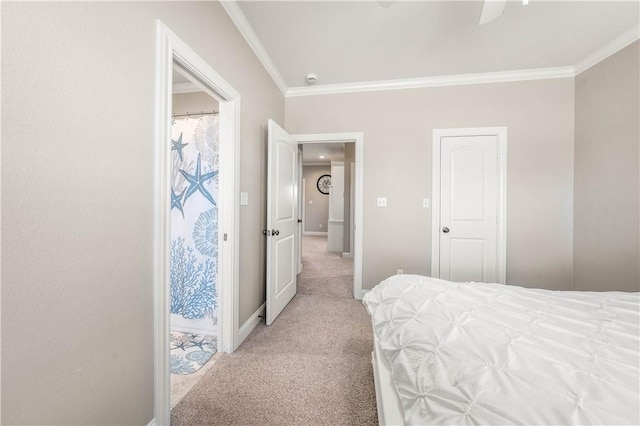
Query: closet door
[{"left": 434, "top": 129, "right": 505, "bottom": 284}]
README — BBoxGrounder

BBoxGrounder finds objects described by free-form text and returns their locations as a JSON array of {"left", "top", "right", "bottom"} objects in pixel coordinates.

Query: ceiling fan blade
[
  {"left": 376, "top": 0, "right": 396, "bottom": 8},
  {"left": 479, "top": 0, "right": 507, "bottom": 25}
]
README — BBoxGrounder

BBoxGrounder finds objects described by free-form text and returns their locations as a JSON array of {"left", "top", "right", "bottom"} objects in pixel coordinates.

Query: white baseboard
[
  {"left": 237, "top": 303, "right": 265, "bottom": 347},
  {"left": 342, "top": 252, "right": 353, "bottom": 258},
  {"left": 147, "top": 418, "right": 156, "bottom": 426},
  {"left": 303, "top": 231, "right": 327, "bottom": 236}
]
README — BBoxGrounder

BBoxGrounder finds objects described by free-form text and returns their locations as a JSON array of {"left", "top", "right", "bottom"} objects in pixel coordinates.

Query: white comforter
[{"left": 363, "top": 275, "right": 640, "bottom": 425}]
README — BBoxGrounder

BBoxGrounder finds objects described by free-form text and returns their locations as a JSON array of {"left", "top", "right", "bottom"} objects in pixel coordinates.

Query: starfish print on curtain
[
  {"left": 171, "top": 188, "right": 185, "bottom": 217},
  {"left": 180, "top": 153, "right": 217, "bottom": 206},
  {"left": 172, "top": 132, "right": 188, "bottom": 161}
]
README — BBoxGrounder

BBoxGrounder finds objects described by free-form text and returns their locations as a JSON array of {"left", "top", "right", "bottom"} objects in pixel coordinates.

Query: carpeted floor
[{"left": 171, "top": 235, "right": 378, "bottom": 425}]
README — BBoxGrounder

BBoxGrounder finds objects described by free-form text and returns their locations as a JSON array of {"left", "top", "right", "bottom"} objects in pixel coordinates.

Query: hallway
[
  {"left": 171, "top": 236, "right": 378, "bottom": 425},
  {"left": 297, "top": 235, "right": 354, "bottom": 298}
]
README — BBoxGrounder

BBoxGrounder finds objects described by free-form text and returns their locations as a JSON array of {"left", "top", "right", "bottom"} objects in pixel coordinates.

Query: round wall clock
[{"left": 316, "top": 174, "right": 331, "bottom": 195}]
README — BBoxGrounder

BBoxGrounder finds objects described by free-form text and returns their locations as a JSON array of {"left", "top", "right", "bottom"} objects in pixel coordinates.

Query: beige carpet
[{"left": 171, "top": 236, "right": 378, "bottom": 425}]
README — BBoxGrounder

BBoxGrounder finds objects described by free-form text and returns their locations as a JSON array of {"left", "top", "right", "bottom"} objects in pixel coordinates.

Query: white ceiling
[
  {"left": 173, "top": 70, "right": 191, "bottom": 85},
  {"left": 302, "top": 143, "right": 346, "bottom": 164},
  {"left": 236, "top": 1, "right": 639, "bottom": 89}
]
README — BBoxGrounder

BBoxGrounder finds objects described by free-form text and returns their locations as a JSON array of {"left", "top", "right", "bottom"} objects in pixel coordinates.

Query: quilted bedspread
[{"left": 363, "top": 275, "right": 640, "bottom": 425}]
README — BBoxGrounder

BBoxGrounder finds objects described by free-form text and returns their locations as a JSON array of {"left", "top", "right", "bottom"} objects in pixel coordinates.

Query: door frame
[
  {"left": 294, "top": 132, "right": 365, "bottom": 299},
  {"left": 299, "top": 177, "right": 305, "bottom": 273},
  {"left": 154, "top": 21, "right": 241, "bottom": 424},
  {"left": 431, "top": 127, "right": 507, "bottom": 284}
]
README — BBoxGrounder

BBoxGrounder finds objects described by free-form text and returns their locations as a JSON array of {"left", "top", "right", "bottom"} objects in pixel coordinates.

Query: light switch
[
  {"left": 377, "top": 197, "right": 387, "bottom": 207},
  {"left": 423, "top": 198, "right": 430, "bottom": 208},
  {"left": 240, "top": 192, "right": 249, "bottom": 206}
]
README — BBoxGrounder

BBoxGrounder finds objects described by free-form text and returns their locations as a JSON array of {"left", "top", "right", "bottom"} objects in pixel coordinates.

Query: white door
[
  {"left": 438, "top": 134, "right": 499, "bottom": 283},
  {"left": 266, "top": 120, "right": 298, "bottom": 325}
]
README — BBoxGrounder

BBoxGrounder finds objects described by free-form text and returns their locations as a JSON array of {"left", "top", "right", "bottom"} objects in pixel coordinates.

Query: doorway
[
  {"left": 297, "top": 143, "right": 354, "bottom": 299},
  {"left": 264, "top": 127, "right": 365, "bottom": 325},
  {"left": 431, "top": 127, "right": 507, "bottom": 284},
  {"left": 168, "top": 65, "right": 222, "bottom": 408},
  {"left": 294, "top": 133, "right": 364, "bottom": 300},
  {"left": 154, "top": 21, "right": 241, "bottom": 424}
]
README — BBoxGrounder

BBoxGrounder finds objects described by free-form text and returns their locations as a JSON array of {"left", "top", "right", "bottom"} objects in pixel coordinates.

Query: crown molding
[
  {"left": 574, "top": 24, "right": 640, "bottom": 75},
  {"left": 286, "top": 66, "right": 575, "bottom": 97},
  {"left": 220, "top": 1, "right": 288, "bottom": 96},
  {"left": 220, "top": 2, "right": 635, "bottom": 98}
]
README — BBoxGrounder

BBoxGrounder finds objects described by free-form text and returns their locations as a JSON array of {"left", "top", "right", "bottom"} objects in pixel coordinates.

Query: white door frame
[
  {"left": 300, "top": 177, "right": 305, "bottom": 273},
  {"left": 294, "top": 132, "right": 365, "bottom": 299},
  {"left": 154, "top": 21, "right": 241, "bottom": 424},
  {"left": 347, "top": 161, "right": 355, "bottom": 257},
  {"left": 431, "top": 127, "right": 507, "bottom": 284}
]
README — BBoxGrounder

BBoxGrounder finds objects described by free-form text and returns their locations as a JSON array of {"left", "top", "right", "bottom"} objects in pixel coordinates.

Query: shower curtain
[{"left": 170, "top": 115, "right": 219, "bottom": 330}]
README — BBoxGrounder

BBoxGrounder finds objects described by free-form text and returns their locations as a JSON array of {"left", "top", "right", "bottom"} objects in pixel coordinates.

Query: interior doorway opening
[
  {"left": 154, "top": 21, "right": 241, "bottom": 424},
  {"left": 168, "top": 65, "right": 223, "bottom": 408},
  {"left": 294, "top": 133, "right": 364, "bottom": 300},
  {"left": 297, "top": 142, "right": 356, "bottom": 299}
]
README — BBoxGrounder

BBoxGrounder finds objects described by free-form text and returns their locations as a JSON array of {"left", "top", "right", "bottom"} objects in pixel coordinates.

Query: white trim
[
  {"left": 286, "top": 67, "right": 574, "bottom": 97},
  {"left": 303, "top": 231, "right": 328, "bottom": 236},
  {"left": 153, "top": 22, "right": 172, "bottom": 426},
  {"left": 431, "top": 127, "right": 507, "bottom": 285},
  {"left": 238, "top": 303, "right": 265, "bottom": 346},
  {"left": 219, "top": 1, "right": 288, "bottom": 96},
  {"left": 154, "top": 21, "right": 241, "bottom": 425},
  {"left": 147, "top": 419, "right": 157, "bottom": 426},
  {"left": 172, "top": 82, "right": 202, "bottom": 94},
  {"left": 214, "top": 3, "right": 635, "bottom": 96},
  {"left": 218, "top": 91, "right": 242, "bottom": 356},
  {"left": 301, "top": 177, "right": 306, "bottom": 238},
  {"left": 298, "top": 169, "right": 304, "bottom": 274},
  {"left": 294, "top": 132, "right": 365, "bottom": 300},
  {"left": 342, "top": 252, "right": 353, "bottom": 259},
  {"left": 574, "top": 24, "right": 640, "bottom": 75},
  {"left": 349, "top": 161, "right": 355, "bottom": 258}
]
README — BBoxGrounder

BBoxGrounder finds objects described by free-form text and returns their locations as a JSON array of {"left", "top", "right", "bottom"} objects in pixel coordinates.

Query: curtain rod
[{"left": 172, "top": 110, "right": 218, "bottom": 118}]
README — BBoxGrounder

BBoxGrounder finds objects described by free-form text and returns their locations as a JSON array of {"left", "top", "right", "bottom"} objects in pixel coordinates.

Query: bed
[{"left": 363, "top": 275, "right": 640, "bottom": 425}]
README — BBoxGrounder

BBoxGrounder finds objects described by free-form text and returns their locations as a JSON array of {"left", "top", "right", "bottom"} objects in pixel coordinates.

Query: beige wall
[
  {"left": 574, "top": 42, "right": 640, "bottom": 292},
  {"left": 172, "top": 91, "right": 218, "bottom": 115},
  {"left": 303, "top": 165, "right": 330, "bottom": 232},
  {"left": 286, "top": 78, "right": 575, "bottom": 291},
  {"left": 1, "top": 2, "right": 283, "bottom": 424}
]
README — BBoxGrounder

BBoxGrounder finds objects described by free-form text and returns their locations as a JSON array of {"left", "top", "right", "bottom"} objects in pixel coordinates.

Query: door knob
[
  {"left": 442, "top": 227, "right": 450, "bottom": 233},
  {"left": 272, "top": 229, "right": 280, "bottom": 236}
]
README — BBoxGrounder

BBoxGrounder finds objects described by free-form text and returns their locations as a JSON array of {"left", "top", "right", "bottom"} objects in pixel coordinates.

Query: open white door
[{"left": 266, "top": 120, "right": 298, "bottom": 325}]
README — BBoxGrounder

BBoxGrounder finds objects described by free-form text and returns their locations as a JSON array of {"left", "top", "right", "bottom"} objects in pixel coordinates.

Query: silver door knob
[{"left": 442, "top": 227, "right": 450, "bottom": 233}]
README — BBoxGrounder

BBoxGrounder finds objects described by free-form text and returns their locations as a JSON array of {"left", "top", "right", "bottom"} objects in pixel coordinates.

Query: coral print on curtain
[{"left": 170, "top": 116, "right": 219, "bottom": 325}]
